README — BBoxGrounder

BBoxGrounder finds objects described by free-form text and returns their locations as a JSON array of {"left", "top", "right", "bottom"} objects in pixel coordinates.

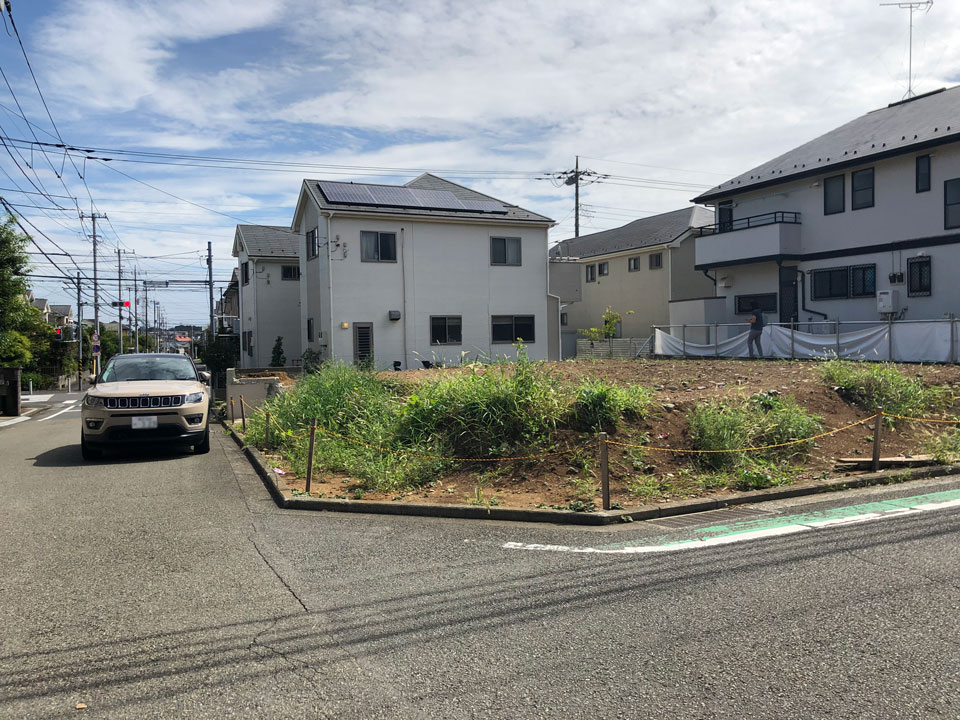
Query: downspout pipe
[
  {"left": 702, "top": 269, "right": 717, "bottom": 288},
  {"left": 796, "top": 267, "right": 828, "bottom": 321}
]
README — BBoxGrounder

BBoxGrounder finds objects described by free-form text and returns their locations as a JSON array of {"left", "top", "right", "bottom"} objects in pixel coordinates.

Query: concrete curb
[{"left": 220, "top": 420, "right": 960, "bottom": 526}]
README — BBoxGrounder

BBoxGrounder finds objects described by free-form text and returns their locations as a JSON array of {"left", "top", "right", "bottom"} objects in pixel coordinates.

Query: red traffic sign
[{"left": 92, "top": 333, "right": 100, "bottom": 343}]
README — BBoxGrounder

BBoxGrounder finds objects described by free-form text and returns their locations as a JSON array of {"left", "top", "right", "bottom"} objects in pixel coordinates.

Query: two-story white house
[
  {"left": 232, "top": 225, "right": 303, "bottom": 368},
  {"left": 548, "top": 206, "right": 715, "bottom": 355},
  {"left": 290, "top": 173, "right": 557, "bottom": 369},
  {"left": 690, "top": 86, "right": 960, "bottom": 331}
]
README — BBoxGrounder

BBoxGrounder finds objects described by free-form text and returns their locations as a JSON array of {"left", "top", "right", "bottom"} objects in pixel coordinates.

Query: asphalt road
[{"left": 2, "top": 393, "right": 959, "bottom": 719}]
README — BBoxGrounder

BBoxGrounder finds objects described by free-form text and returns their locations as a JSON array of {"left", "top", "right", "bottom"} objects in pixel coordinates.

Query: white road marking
[
  {"left": 503, "top": 496, "right": 960, "bottom": 555},
  {"left": 21, "top": 394, "right": 54, "bottom": 402},
  {"left": 62, "top": 399, "right": 76, "bottom": 405},
  {"left": 0, "top": 416, "right": 30, "bottom": 428},
  {"left": 38, "top": 403, "right": 79, "bottom": 422}
]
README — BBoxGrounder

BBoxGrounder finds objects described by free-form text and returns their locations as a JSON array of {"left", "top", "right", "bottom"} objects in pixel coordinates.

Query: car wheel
[
  {"left": 194, "top": 427, "right": 210, "bottom": 454},
  {"left": 81, "top": 434, "right": 102, "bottom": 460}
]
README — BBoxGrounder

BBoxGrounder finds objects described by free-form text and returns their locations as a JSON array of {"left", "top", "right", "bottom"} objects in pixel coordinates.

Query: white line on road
[
  {"left": 38, "top": 403, "right": 79, "bottom": 422},
  {"left": 21, "top": 394, "right": 54, "bottom": 402},
  {"left": 0, "top": 416, "right": 30, "bottom": 428}
]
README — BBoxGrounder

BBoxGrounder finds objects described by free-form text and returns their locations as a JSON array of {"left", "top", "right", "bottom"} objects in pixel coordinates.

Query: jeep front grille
[{"left": 105, "top": 395, "right": 184, "bottom": 409}]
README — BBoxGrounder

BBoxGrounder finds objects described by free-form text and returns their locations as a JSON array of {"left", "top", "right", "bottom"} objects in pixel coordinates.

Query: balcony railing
[{"left": 694, "top": 211, "right": 801, "bottom": 236}]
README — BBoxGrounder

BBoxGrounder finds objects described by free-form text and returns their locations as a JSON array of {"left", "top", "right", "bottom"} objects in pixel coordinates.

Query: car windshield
[{"left": 100, "top": 356, "right": 197, "bottom": 382}]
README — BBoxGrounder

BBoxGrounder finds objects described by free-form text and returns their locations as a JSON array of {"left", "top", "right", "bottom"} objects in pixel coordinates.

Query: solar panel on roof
[{"left": 317, "top": 180, "right": 507, "bottom": 214}]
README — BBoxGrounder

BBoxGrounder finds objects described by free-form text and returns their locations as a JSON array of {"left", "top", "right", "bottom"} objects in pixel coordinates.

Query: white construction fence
[{"left": 654, "top": 319, "right": 960, "bottom": 363}]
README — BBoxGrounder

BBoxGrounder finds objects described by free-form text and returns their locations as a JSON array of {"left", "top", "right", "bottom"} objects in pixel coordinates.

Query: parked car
[{"left": 80, "top": 353, "right": 211, "bottom": 460}]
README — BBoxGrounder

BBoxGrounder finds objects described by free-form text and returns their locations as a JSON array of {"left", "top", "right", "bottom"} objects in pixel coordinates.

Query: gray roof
[
  {"left": 50, "top": 304, "right": 73, "bottom": 315},
  {"left": 31, "top": 297, "right": 48, "bottom": 309},
  {"left": 549, "top": 206, "right": 713, "bottom": 259},
  {"left": 235, "top": 225, "right": 299, "bottom": 258},
  {"left": 302, "top": 173, "right": 553, "bottom": 225},
  {"left": 696, "top": 86, "right": 960, "bottom": 203}
]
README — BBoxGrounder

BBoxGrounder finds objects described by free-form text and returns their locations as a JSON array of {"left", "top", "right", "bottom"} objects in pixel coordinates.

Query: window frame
[
  {"left": 824, "top": 174, "right": 845, "bottom": 215},
  {"left": 851, "top": 168, "right": 875, "bottom": 210},
  {"left": 849, "top": 264, "right": 877, "bottom": 298},
  {"left": 560, "top": 312, "right": 568, "bottom": 327},
  {"left": 429, "top": 315, "right": 463, "bottom": 346},
  {"left": 718, "top": 201, "right": 734, "bottom": 232},
  {"left": 811, "top": 266, "right": 850, "bottom": 300},
  {"left": 946, "top": 178, "right": 960, "bottom": 230},
  {"left": 649, "top": 252, "right": 663, "bottom": 270},
  {"left": 734, "top": 293, "right": 777, "bottom": 315},
  {"left": 585, "top": 264, "right": 596, "bottom": 283},
  {"left": 491, "top": 315, "right": 535, "bottom": 344},
  {"left": 241, "top": 261, "right": 250, "bottom": 286},
  {"left": 916, "top": 155, "right": 931, "bottom": 193},
  {"left": 306, "top": 227, "right": 319, "bottom": 260},
  {"left": 907, "top": 256, "right": 932, "bottom": 297},
  {"left": 490, "top": 236, "right": 522, "bottom": 266},
  {"left": 598, "top": 261, "right": 609, "bottom": 277},
  {"left": 628, "top": 257, "right": 641, "bottom": 272},
  {"left": 361, "top": 231, "right": 397, "bottom": 263},
  {"left": 307, "top": 318, "right": 314, "bottom": 343},
  {"left": 281, "top": 265, "right": 300, "bottom": 281}
]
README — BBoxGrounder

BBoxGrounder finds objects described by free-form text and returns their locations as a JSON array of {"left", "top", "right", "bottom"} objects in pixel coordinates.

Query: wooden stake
[
  {"left": 872, "top": 407, "right": 883, "bottom": 473},
  {"left": 600, "top": 432, "right": 610, "bottom": 510},
  {"left": 239, "top": 394, "right": 246, "bottom": 433},
  {"left": 229, "top": 397, "right": 235, "bottom": 424},
  {"left": 305, "top": 420, "right": 317, "bottom": 494},
  {"left": 264, "top": 411, "right": 271, "bottom": 449}
]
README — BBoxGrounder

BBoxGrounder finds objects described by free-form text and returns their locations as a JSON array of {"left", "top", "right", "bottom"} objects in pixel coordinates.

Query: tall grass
[
  {"left": 688, "top": 392, "right": 822, "bottom": 470},
  {"left": 567, "top": 378, "right": 652, "bottom": 431},
  {"left": 820, "top": 359, "right": 954, "bottom": 420}
]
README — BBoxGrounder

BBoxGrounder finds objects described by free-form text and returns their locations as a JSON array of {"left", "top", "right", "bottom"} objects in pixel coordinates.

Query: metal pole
[
  {"left": 143, "top": 282, "right": 148, "bottom": 351},
  {"left": 207, "top": 241, "right": 215, "bottom": 345},
  {"left": 117, "top": 248, "right": 123, "bottom": 355},
  {"left": 305, "top": 420, "right": 317, "bottom": 494},
  {"left": 836, "top": 319, "right": 841, "bottom": 358},
  {"left": 76, "top": 272, "right": 82, "bottom": 389},
  {"left": 574, "top": 155, "right": 580, "bottom": 238},
  {"left": 791, "top": 325, "right": 796, "bottom": 360},
  {"left": 951, "top": 315, "right": 956, "bottom": 365},
  {"left": 264, "top": 411, "right": 271, "bottom": 449},
  {"left": 872, "top": 407, "right": 883, "bottom": 473},
  {"left": 682, "top": 325, "right": 687, "bottom": 358},
  {"left": 230, "top": 397, "right": 235, "bottom": 424},
  {"left": 134, "top": 268, "right": 139, "bottom": 353},
  {"left": 239, "top": 395, "right": 246, "bottom": 432},
  {"left": 714, "top": 323, "right": 719, "bottom": 358},
  {"left": 599, "top": 432, "right": 610, "bottom": 511},
  {"left": 888, "top": 317, "right": 894, "bottom": 362}
]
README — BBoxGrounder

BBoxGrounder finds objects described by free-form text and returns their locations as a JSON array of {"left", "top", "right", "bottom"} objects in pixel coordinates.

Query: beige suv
[{"left": 81, "top": 353, "right": 211, "bottom": 460}]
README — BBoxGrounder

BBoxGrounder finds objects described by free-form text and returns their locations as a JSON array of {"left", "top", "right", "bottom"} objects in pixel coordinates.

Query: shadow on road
[{"left": 30, "top": 443, "right": 196, "bottom": 467}]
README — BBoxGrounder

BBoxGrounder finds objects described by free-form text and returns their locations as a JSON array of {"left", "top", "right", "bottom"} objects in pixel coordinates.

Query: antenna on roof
[{"left": 880, "top": 1, "right": 933, "bottom": 100}]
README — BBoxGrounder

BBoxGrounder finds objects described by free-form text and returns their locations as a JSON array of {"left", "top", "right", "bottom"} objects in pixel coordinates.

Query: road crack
[{"left": 249, "top": 535, "right": 310, "bottom": 613}]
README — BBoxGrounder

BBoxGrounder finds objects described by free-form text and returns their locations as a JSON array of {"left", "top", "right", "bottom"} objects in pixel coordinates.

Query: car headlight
[
  {"left": 83, "top": 394, "right": 104, "bottom": 407},
  {"left": 184, "top": 391, "right": 204, "bottom": 404}
]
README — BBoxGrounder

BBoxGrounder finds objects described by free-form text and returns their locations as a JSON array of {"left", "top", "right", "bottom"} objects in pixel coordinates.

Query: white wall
[
  {"left": 237, "top": 253, "right": 302, "bottom": 367},
  {"left": 320, "top": 214, "right": 551, "bottom": 369}
]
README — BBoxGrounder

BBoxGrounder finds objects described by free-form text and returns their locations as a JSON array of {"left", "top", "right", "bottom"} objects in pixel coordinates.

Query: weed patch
[
  {"left": 820, "top": 359, "right": 954, "bottom": 421},
  {"left": 567, "top": 378, "right": 652, "bottom": 431}
]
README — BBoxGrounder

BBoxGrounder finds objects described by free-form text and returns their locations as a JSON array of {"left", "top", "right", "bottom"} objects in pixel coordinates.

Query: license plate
[{"left": 131, "top": 416, "right": 158, "bottom": 430}]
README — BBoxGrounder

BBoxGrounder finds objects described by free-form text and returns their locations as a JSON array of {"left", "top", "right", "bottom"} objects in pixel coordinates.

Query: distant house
[
  {"left": 290, "top": 173, "right": 557, "bottom": 369},
  {"left": 216, "top": 269, "right": 239, "bottom": 335},
  {"left": 548, "top": 207, "right": 715, "bottom": 356},
  {"left": 49, "top": 304, "right": 74, "bottom": 327},
  {"left": 30, "top": 297, "right": 51, "bottom": 323},
  {"left": 690, "top": 85, "right": 960, "bottom": 329},
  {"left": 232, "top": 225, "right": 302, "bottom": 368}
]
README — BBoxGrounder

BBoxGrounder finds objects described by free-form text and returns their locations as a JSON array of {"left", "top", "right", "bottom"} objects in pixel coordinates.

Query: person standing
[{"left": 748, "top": 301, "right": 764, "bottom": 358}]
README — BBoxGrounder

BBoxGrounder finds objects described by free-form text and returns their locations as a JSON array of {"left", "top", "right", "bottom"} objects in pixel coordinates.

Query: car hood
[{"left": 88, "top": 380, "right": 206, "bottom": 396}]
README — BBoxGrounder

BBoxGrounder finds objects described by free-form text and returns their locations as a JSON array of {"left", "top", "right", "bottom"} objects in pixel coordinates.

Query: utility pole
[
  {"left": 117, "top": 248, "right": 123, "bottom": 355},
  {"left": 143, "top": 281, "right": 149, "bottom": 351},
  {"left": 207, "top": 241, "right": 215, "bottom": 346},
  {"left": 81, "top": 211, "right": 107, "bottom": 374},
  {"left": 553, "top": 158, "right": 602, "bottom": 238},
  {"left": 133, "top": 268, "right": 139, "bottom": 353},
  {"left": 76, "top": 272, "right": 82, "bottom": 389}
]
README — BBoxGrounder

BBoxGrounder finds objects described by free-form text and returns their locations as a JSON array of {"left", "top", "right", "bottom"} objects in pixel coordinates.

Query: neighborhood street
[{"left": 2, "top": 400, "right": 960, "bottom": 719}]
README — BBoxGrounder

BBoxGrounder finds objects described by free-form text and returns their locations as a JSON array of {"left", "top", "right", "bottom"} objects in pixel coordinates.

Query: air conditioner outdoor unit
[{"left": 877, "top": 290, "right": 899, "bottom": 314}]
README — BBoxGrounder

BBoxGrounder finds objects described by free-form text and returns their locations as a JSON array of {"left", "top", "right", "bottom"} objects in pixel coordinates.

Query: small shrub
[
  {"left": 922, "top": 426, "right": 960, "bottom": 464},
  {"left": 626, "top": 475, "right": 663, "bottom": 501},
  {"left": 732, "top": 459, "right": 797, "bottom": 491},
  {"left": 567, "top": 378, "right": 651, "bottom": 431},
  {"left": 820, "top": 359, "right": 954, "bottom": 421},
  {"left": 689, "top": 393, "right": 821, "bottom": 470}
]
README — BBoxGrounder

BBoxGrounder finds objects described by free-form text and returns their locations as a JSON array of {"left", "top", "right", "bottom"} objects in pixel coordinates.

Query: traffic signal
[
  {"left": 110, "top": 300, "right": 131, "bottom": 307},
  {"left": 54, "top": 327, "right": 62, "bottom": 338}
]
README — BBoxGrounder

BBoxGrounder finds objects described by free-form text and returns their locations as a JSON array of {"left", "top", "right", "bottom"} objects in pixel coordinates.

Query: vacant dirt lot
[{"left": 254, "top": 358, "right": 960, "bottom": 510}]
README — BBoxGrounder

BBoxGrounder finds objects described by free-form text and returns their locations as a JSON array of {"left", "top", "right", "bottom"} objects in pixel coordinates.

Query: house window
[
  {"left": 281, "top": 265, "right": 300, "bottom": 281},
  {"left": 430, "top": 316, "right": 462, "bottom": 345},
  {"left": 850, "top": 264, "right": 877, "bottom": 297},
  {"left": 491, "top": 315, "right": 535, "bottom": 343},
  {"left": 244, "top": 331, "right": 253, "bottom": 356},
  {"left": 812, "top": 267, "right": 849, "bottom": 299},
  {"left": 628, "top": 257, "right": 641, "bottom": 272},
  {"left": 598, "top": 261, "right": 609, "bottom": 277},
  {"left": 585, "top": 264, "right": 596, "bottom": 282},
  {"left": 307, "top": 318, "right": 314, "bottom": 342},
  {"left": 916, "top": 155, "right": 931, "bottom": 193},
  {"left": 718, "top": 201, "right": 734, "bottom": 232},
  {"left": 306, "top": 227, "right": 319, "bottom": 259},
  {"left": 851, "top": 168, "right": 874, "bottom": 210},
  {"left": 490, "top": 236, "right": 521, "bottom": 266},
  {"left": 908, "top": 256, "right": 931, "bottom": 296},
  {"left": 735, "top": 294, "right": 777, "bottom": 314},
  {"left": 946, "top": 178, "right": 960, "bottom": 229},
  {"left": 241, "top": 331, "right": 247, "bottom": 351},
  {"left": 824, "top": 174, "right": 845, "bottom": 215},
  {"left": 560, "top": 312, "right": 568, "bottom": 326},
  {"left": 649, "top": 252, "right": 663, "bottom": 270},
  {"left": 241, "top": 261, "right": 250, "bottom": 285},
  {"left": 361, "top": 231, "right": 397, "bottom": 262}
]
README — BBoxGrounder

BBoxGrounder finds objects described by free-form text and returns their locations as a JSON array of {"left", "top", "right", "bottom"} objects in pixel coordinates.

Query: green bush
[
  {"left": 394, "top": 349, "right": 564, "bottom": 458},
  {"left": 922, "top": 425, "right": 960, "bottom": 464},
  {"left": 568, "top": 378, "right": 652, "bottom": 431},
  {"left": 820, "top": 359, "right": 954, "bottom": 421},
  {"left": 689, "top": 392, "right": 821, "bottom": 470}
]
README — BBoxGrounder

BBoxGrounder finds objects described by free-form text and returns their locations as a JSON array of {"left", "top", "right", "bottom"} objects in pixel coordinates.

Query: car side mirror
[{"left": 200, "top": 371, "right": 211, "bottom": 383}]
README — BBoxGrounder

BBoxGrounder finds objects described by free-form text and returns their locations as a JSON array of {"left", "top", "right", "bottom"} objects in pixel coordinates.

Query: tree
[
  {"left": 0, "top": 216, "right": 32, "bottom": 364},
  {"left": 578, "top": 307, "right": 634, "bottom": 342},
  {"left": 200, "top": 335, "right": 239, "bottom": 375},
  {"left": 270, "top": 336, "right": 285, "bottom": 367}
]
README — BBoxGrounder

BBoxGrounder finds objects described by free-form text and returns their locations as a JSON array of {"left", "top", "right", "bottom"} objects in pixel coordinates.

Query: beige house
[{"left": 548, "top": 206, "right": 714, "bottom": 356}]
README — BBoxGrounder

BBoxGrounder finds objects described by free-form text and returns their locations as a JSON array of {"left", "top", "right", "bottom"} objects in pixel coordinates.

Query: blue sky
[{"left": 5, "top": 0, "right": 959, "bottom": 325}]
